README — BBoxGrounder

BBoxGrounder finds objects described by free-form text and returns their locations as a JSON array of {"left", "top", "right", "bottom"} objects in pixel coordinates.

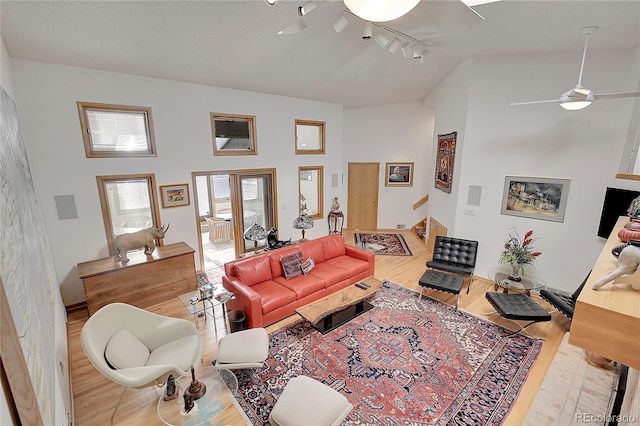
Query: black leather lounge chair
[{"left": 539, "top": 271, "right": 591, "bottom": 319}]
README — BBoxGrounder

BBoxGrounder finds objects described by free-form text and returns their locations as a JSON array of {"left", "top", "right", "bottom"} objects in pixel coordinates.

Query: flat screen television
[{"left": 598, "top": 187, "right": 640, "bottom": 238}]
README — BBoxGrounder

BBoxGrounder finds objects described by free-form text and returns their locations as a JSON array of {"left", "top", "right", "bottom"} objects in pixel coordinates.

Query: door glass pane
[
  {"left": 195, "top": 175, "right": 210, "bottom": 218},
  {"left": 240, "top": 175, "right": 273, "bottom": 252}
]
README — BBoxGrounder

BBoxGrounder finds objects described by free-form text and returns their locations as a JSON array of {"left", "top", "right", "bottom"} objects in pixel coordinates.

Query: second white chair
[{"left": 212, "top": 327, "right": 269, "bottom": 370}]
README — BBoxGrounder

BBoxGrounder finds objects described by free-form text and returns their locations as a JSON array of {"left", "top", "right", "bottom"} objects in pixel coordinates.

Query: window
[
  {"left": 211, "top": 113, "right": 257, "bottom": 156},
  {"left": 299, "top": 166, "right": 323, "bottom": 219},
  {"left": 96, "top": 174, "right": 162, "bottom": 257},
  {"left": 77, "top": 102, "right": 157, "bottom": 158},
  {"left": 295, "top": 119, "right": 325, "bottom": 155}
]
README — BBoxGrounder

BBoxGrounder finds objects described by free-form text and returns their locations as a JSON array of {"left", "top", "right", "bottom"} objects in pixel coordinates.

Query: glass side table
[
  {"left": 178, "top": 289, "right": 235, "bottom": 334},
  {"left": 157, "top": 369, "right": 238, "bottom": 426},
  {"left": 488, "top": 266, "right": 547, "bottom": 297}
]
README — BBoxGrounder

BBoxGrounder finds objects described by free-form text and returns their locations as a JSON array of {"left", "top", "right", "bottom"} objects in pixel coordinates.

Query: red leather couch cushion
[{"left": 234, "top": 255, "right": 272, "bottom": 286}]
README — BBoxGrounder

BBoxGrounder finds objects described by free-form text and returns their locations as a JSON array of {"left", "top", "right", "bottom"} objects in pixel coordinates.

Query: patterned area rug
[
  {"left": 354, "top": 232, "right": 413, "bottom": 256},
  {"left": 233, "top": 281, "right": 542, "bottom": 425}
]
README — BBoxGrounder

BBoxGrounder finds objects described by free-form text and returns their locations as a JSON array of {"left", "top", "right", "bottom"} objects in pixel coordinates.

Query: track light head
[
  {"left": 362, "top": 21, "right": 373, "bottom": 39},
  {"left": 298, "top": 1, "right": 316, "bottom": 16},
  {"left": 388, "top": 37, "right": 402, "bottom": 53},
  {"left": 333, "top": 15, "right": 349, "bottom": 33},
  {"left": 278, "top": 17, "right": 307, "bottom": 35},
  {"left": 401, "top": 42, "right": 412, "bottom": 58},
  {"left": 265, "top": 0, "right": 277, "bottom": 5},
  {"left": 375, "top": 33, "right": 389, "bottom": 48}
]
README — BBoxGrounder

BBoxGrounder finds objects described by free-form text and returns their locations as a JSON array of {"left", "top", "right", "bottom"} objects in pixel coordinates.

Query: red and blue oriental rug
[
  {"left": 354, "top": 232, "right": 413, "bottom": 256},
  {"left": 233, "top": 280, "right": 542, "bottom": 425}
]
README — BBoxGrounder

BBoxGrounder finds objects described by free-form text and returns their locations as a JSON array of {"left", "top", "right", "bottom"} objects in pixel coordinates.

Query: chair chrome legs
[{"left": 110, "top": 387, "right": 128, "bottom": 424}]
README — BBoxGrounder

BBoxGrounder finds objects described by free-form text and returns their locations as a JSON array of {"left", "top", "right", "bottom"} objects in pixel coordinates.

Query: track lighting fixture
[
  {"left": 265, "top": 0, "right": 277, "bottom": 5},
  {"left": 362, "top": 21, "right": 372, "bottom": 39},
  {"left": 375, "top": 33, "right": 389, "bottom": 48},
  {"left": 412, "top": 45, "right": 424, "bottom": 59},
  {"left": 277, "top": 17, "right": 307, "bottom": 35},
  {"left": 298, "top": 1, "right": 316, "bottom": 16},
  {"left": 388, "top": 37, "right": 402, "bottom": 53},
  {"left": 333, "top": 15, "right": 349, "bottom": 33},
  {"left": 401, "top": 42, "right": 412, "bottom": 58}
]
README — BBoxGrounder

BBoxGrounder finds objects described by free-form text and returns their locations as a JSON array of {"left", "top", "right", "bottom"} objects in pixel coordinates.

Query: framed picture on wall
[
  {"left": 500, "top": 176, "right": 570, "bottom": 222},
  {"left": 385, "top": 162, "right": 414, "bottom": 187},
  {"left": 435, "top": 131, "right": 457, "bottom": 193},
  {"left": 160, "top": 183, "right": 190, "bottom": 208}
]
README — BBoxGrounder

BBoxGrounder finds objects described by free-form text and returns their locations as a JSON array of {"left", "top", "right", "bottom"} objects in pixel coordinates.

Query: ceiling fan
[{"left": 511, "top": 26, "right": 640, "bottom": 110}]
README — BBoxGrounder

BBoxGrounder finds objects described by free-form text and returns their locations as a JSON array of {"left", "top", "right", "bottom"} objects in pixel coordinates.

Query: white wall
[
  {"left": 344, "top": 101, "right": 434, "bottom": 230},
  {"left": 10, "top": 59, "right": 344, "bottom": 305},
  {"left": 429, "top": 48, "right": 640, "bottom": 292},
  {"left": 1, "top": 38, "right": 71, "bottom": 426}
]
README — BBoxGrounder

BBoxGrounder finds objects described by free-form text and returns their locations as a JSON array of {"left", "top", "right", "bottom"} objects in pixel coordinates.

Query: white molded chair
[
  {"left": 269, "top": 376, "right": 353, "bottom": 426},
  {"left": 212, "top": 328, "right": 269, "bottom": 370},
  {"left": 81, "top": 303, "right": 203, "bottom": 423}
]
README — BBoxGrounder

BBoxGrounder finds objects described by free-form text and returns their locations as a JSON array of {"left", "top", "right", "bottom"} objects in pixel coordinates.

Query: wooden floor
[{"left": 67, "top": 229, "right": 569, "bottom": 425}]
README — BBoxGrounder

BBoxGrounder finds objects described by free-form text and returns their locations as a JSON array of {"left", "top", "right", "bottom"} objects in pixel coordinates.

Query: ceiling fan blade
[
  {"left": 510, "top": 99, "right": 560, "bottom": 106},
  {"left": 594, "top": 91, "right": 640, "bottom": 100}
]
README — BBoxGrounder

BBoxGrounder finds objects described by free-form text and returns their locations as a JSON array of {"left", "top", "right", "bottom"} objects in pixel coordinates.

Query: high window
[
  {"left": 77, "top": 102, "right": 157, "bottom": 158},
  {"left": 96, "top": 174, "right": 162, "bottom": 257}
]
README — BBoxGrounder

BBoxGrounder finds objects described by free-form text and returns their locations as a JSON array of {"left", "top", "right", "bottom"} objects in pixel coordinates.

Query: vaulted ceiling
[{"left": 1, "top": 1, "right": 638, "bottom": 109}]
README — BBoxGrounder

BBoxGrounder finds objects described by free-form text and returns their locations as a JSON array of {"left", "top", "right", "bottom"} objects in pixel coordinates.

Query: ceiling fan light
[
  {"left": 298, "top": 1, "right": 316, "bottom": 16},
  {"left": 333, "top": 15, "right": 349, "bottom": 33},
  {"left": 344, "top": 0, "right": 420, "bottom": 22},
  {"left": 375, "top": 33, "right": 389, "bottom": 48},
  {"left": 560, "top": 100, "right": 592, "bottom": 110}
]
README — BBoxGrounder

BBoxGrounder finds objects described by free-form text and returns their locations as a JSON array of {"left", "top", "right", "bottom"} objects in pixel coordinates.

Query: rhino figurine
[{"left": 114, "top": 223, "right": 170, "bottom": 262}]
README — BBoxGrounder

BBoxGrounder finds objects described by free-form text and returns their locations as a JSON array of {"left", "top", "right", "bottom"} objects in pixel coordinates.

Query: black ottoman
[
  {"left": 485, "top": 292, "right": 551, "bottom": 337},
  {"left": 418, "top": 270, "right": 465, "bottom": 310}
]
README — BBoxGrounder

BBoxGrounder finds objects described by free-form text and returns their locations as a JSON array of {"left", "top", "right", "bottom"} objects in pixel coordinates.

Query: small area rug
[
  {"left": 233, "top": 281, "right": 542, "bottom": 425},
  {"left": 354, "top": 232, "right": 413, "bottom": 256}
]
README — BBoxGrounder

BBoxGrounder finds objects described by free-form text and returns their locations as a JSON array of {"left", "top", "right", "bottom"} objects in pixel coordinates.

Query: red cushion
[
  {"left": 322, "top": 235, "right": 346, "bottom": 259},
  {"left": 308, "top": 263, "right": 349, "bottom": 286},
  {"left": 251, "top": 281, "right": 297, "bottom": 314},
  {"left": 325, "top": 256, "right": 369, "bottom": 276},
  {"left": 234, "top": 256, "right": 272, "bottom": 286},
  {"left": 274, "top": 275, "right": 325, "bottom": 299},
  {"left": 299, "top": 242, "right": 325, "bottom": 264}
]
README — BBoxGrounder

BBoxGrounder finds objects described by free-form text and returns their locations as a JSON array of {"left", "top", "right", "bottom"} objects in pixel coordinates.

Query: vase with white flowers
[{"left": 499, "top": 228, "right": 542, "bottom": 282}]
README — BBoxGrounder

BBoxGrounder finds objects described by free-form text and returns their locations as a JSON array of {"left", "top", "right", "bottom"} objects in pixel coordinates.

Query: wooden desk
[
  {"left": 569, "top": 216, "right": 640, "bottom": 369},
  {"left": 78, "top": 242, "right": 197, "bottom": 315}
]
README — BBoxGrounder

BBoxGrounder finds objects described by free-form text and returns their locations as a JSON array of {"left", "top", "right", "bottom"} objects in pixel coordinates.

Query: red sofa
[{"left": 222, "top": 235, "right": 375, "bottom": 328}]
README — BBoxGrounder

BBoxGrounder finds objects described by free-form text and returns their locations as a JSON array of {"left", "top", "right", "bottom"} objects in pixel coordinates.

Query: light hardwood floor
[{"left": 67, "top": 229, "right": 569, "bottom": 425}]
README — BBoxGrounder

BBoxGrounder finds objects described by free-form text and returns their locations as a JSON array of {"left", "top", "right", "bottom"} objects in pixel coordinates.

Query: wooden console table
[
  {"left": 569, "top": 216, "right": 640, "bottom": 369},
  {"left": 78, "top": 242, "right": 197, "bottom": 315}
]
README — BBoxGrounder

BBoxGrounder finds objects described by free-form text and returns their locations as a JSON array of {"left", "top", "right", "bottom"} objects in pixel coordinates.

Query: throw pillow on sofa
[
  {"left": 281, "top": 251, "right": 303, "bottom": 279},
  {"left": 301, "top": 257, "right": 315, "bottom": 275}
]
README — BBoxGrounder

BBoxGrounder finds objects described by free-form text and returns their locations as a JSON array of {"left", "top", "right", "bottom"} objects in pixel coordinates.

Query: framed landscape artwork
[
  {"left": 435, "top": 132, "right": 456, "bottom": 193},
  {"left": 501, "top": 176, "right": 570, "bottom": 222},
  {"left": 385, "top": 162, "right": 414, "bottom": 187},
  {"left": 160, "top": 183, "right": 190, "bottom": 208}
]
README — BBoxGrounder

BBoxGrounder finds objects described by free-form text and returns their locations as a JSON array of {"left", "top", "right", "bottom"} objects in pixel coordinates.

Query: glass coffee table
[
  {"left": 488, "top": 266, "right": 547, "bottom": 297},
  {"left": 157, "top": 368, "right": 238, "bottom": 426}
]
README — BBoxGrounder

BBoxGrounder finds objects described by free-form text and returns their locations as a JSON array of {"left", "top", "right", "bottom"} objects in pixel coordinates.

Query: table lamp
[
  {"left": 244, "top": 223, "right": 268, "bottom": 254},
  {"left": 293, "top": 211, "right": 314, "bottom": 241}
]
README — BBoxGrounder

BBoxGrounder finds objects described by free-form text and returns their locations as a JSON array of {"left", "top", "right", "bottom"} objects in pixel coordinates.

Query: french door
[{"left": 193, "top": 168, "right": 277, "bottom": 269}]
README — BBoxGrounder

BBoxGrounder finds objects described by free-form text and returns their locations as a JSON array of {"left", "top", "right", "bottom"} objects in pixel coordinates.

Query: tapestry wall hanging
[{"left": 435, "top": 131, "right": 457, "bottom": 193}]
